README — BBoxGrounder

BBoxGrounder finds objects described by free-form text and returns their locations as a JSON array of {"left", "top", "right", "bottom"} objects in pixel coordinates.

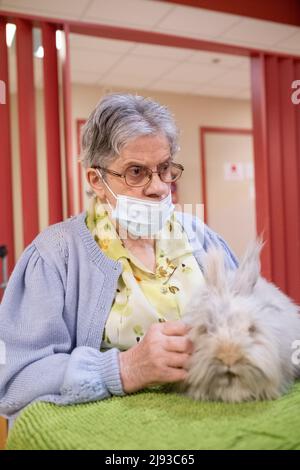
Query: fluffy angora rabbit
[{"left": 177, "top": 241, "right": 300, "bottom": 403}]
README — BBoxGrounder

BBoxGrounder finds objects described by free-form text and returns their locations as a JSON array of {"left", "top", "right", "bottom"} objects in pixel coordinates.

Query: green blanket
[{"left": 6, "top": 383, "right": 300, "bottom": 450}]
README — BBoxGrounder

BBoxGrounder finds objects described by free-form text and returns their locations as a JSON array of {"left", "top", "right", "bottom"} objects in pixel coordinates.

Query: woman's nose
[{"left": 143, "top": 172, "right": 169, "bottom": 198}]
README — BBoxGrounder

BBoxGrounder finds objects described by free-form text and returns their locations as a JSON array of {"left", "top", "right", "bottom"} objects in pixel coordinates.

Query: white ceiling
[{"left": 2, "top": 0, "right": 300, "bottom": 100}]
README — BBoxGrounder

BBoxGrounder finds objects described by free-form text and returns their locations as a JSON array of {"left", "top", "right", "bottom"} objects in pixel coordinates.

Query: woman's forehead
[{"left": 118, "top": 134, "right": 170, "bottom": 166}]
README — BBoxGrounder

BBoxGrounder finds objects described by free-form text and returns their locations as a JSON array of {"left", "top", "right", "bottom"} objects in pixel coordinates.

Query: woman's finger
[
  {"left": 164, "top": 335, "right": 194, "bottom": 354},
  {"left": 161, "top": 320, "right": 190, "bottom": 337},
  {"left": 166, "top": 352, "right": 192, "bottom": 370}
]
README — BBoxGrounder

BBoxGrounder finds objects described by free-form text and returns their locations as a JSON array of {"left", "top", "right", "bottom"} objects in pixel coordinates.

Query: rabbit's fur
[{"left": 178, "top": 241, "right": 300, "bottom": 402}]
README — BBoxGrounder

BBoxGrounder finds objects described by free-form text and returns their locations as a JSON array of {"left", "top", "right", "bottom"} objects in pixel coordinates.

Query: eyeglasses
[{"left": 93, "top": 161, "right": 184, "bottom": 187}]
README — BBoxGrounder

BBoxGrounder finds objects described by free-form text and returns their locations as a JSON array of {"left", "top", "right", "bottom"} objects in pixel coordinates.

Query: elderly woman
[{"left": 0, "top": 93, "right": 237, "bottom": 421}]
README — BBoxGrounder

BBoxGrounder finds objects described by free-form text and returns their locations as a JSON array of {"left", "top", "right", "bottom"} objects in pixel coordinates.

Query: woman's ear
[{"left": 86, "top": 168, "right": 106, "bottom": 199}]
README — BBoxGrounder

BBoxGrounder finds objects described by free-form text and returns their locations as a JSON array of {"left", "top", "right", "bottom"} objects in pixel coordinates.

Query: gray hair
[{"left": 80, "top": 93, "right": 179, "bottom": 169}]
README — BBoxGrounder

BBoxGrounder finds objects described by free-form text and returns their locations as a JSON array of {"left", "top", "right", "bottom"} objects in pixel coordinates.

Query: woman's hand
[{"left": 119, "top": 321, "right": 194, "bottom": 393}]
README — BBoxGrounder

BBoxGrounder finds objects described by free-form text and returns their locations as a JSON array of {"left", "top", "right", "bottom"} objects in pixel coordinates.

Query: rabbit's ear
[
  {"left": 203, "top": 247, "right": 228, "bottom": 295},
  {"left": 232, "top": 237, "right": 263, "bottom": 296}
]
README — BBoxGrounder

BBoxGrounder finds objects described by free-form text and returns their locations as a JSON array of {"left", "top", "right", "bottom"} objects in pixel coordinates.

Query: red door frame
[
  {"left": 0, "top": 19, "right": 15, "bottom": 276},
  {"left": 61, "top": 23, "right": 75, "bottom": 217},
  {"left": 251, "top": 54, "right": 300, "bottom": 298},
  {"left": 15, "top": 18, "right": 39, "bottom": 247},
  {"left": 42, "top": 22, "right": 63, "bottom": 224},
  {"left": 200, "top": 127, "right": 253, "bottom": 224}
]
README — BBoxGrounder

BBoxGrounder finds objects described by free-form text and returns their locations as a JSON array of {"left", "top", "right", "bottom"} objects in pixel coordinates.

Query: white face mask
[{"left": 97, "top": 170, "right": 175, "bottom": 237}]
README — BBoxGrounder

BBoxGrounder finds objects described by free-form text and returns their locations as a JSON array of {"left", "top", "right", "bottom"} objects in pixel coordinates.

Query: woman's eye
[
  {"left": 197, "top": 325, "right": 208, "bottom": 335},
  {"left": 128, "top": 166, "right": 143, "bottom": 176},
  {"left": 160, "top": 162, "right": 170, "bottom": 172}
]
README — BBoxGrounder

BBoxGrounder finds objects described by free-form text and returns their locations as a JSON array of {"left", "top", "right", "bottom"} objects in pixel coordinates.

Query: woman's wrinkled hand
[{"left": 119, "top": 320, "right": 194, "bottom": 394}]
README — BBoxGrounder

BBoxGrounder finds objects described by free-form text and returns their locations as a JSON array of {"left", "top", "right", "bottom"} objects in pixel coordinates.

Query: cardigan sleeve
[
  {"left": 0, "top": 244, "right": 125, "bottom": 418},
  {"left": 178, "top": 211, "right": 239, "bottom": 270},
  {"left": 175, "top": 211, "right": 238, "bottom": 270},
  {"left": 204, "top": 226, "right": 239, "bottom": 270}
]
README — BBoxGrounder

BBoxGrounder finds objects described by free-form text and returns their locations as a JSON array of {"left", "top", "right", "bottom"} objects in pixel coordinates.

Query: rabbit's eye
[
  {"left": 248, "top": 324, "right": 257, "bottom": 334},
  {"left": 197, "top": 325, "right": 208, "bottom": 335}
]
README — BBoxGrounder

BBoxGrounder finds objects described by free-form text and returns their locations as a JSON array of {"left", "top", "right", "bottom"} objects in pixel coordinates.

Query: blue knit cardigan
[{"left": 0, "top": 211, "right": 238, "bottom": 418}]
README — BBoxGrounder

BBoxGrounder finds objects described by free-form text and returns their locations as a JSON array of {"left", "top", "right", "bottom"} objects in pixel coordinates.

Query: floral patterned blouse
[{"left": 85, "top": 196, "right": 205, "bottom": 351}]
